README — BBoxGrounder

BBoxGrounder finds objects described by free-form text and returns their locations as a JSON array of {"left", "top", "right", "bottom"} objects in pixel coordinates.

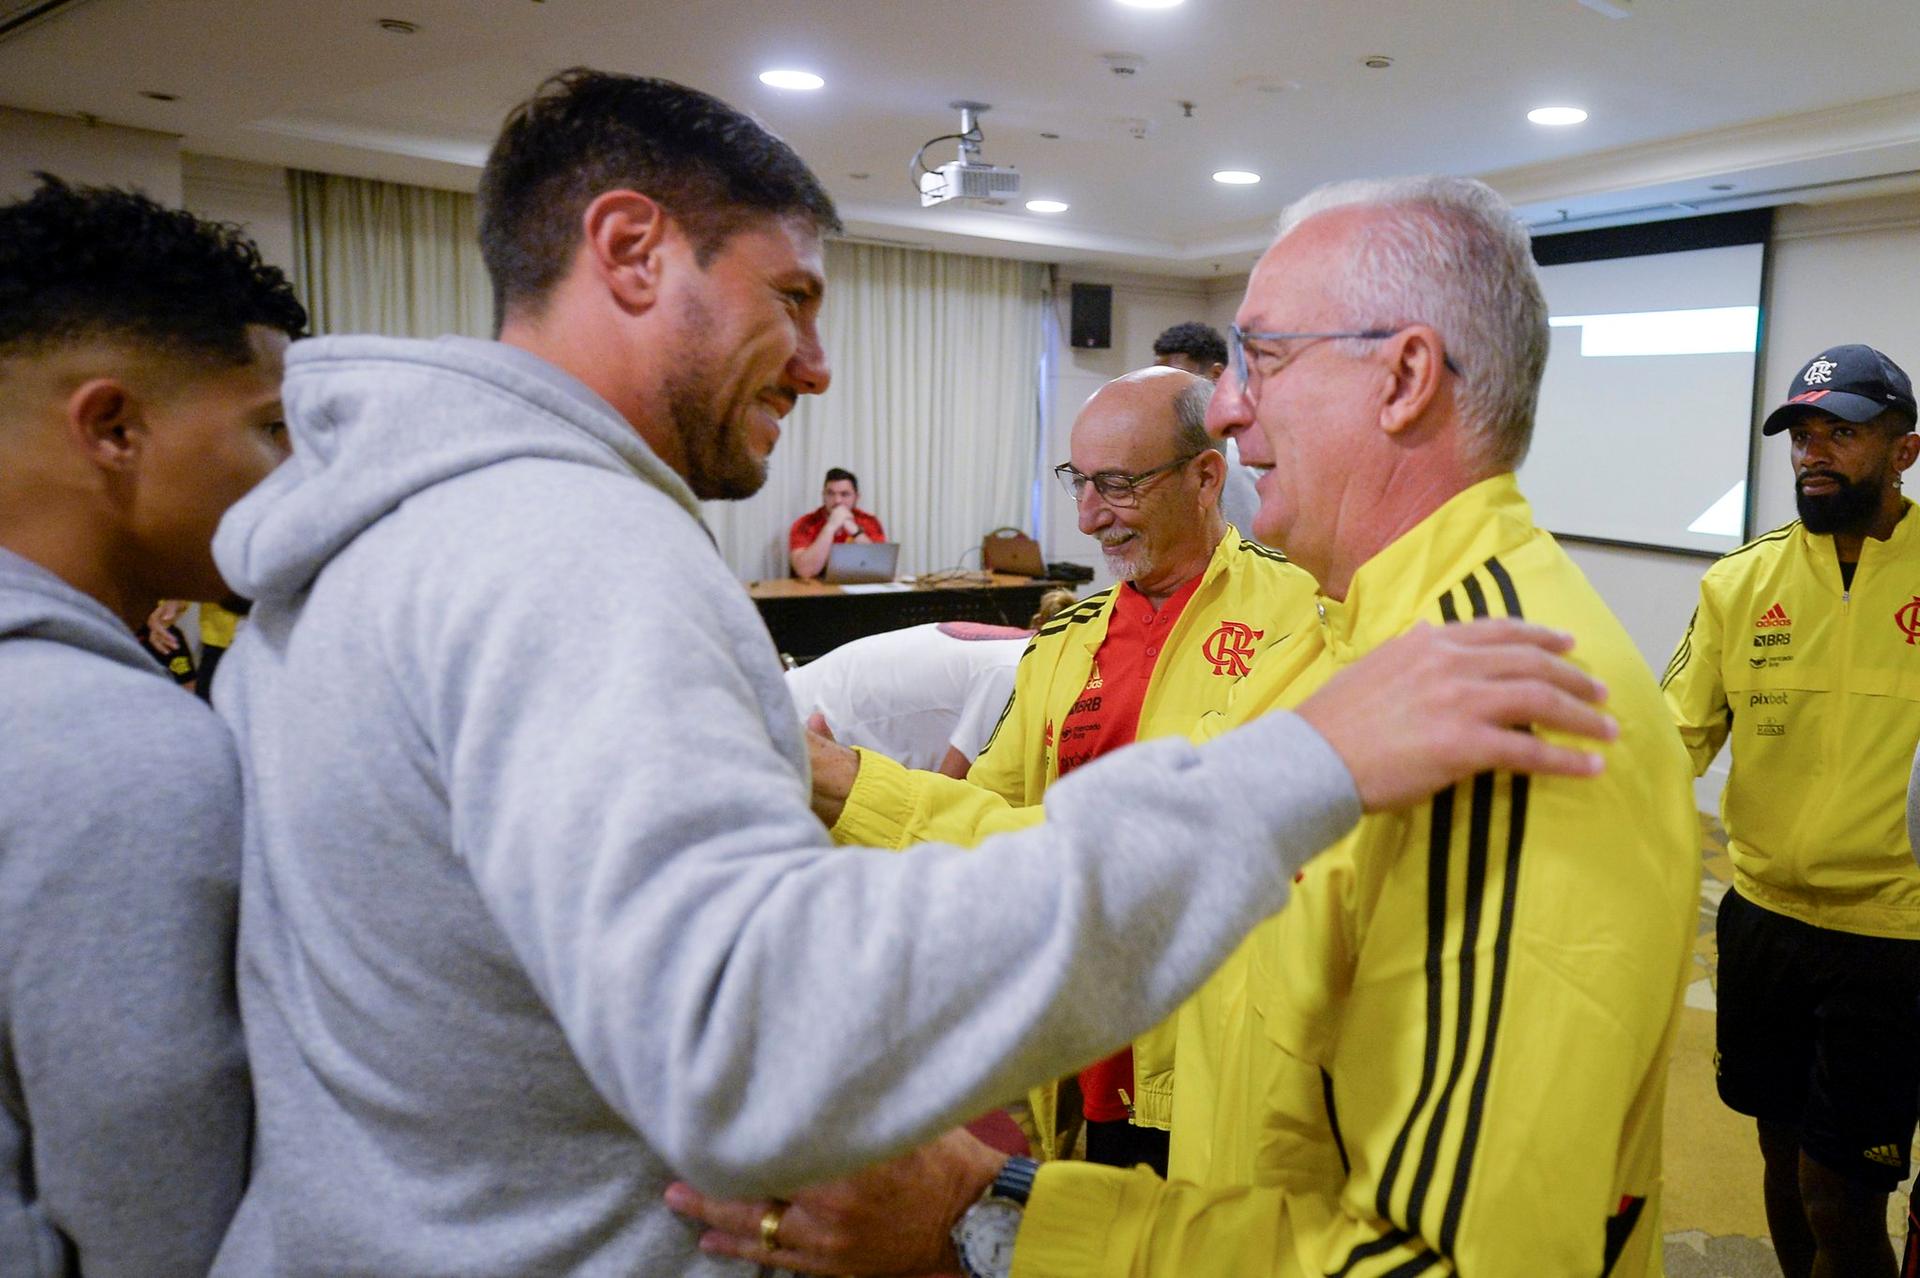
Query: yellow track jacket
[
  {"left": 1011, "top": 475, "right": 1699, "bottom": 1278},
  {"left": 831, "top": 526, "right": 1319, "bottom": 1147},
  {"left": 1664, "top": 504, "right": 1920, "bottom": 938}
]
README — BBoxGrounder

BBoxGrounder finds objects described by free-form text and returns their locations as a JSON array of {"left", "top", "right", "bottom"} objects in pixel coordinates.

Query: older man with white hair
[{"left": 674, "top": 174, "right": 1699, "bottom": 1278}]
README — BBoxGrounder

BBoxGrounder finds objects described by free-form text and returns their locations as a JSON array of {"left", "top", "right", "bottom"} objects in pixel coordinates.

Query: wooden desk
[{"left": 747, "top": 573, "right": 1068, "bottom": 663}]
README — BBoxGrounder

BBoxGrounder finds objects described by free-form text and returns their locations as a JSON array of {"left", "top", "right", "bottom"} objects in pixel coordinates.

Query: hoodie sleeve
[
  {"left": 6, "top": 680, "right": 249, "bottom": 1277},
  {"left": 418, "top": 478, "right": 1360, "bottom": 1197}
]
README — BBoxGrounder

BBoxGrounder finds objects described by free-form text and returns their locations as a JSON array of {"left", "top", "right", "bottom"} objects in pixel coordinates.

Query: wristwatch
[{"left": 951, "top": 1155, "right": 1039, "bottom": 1278}]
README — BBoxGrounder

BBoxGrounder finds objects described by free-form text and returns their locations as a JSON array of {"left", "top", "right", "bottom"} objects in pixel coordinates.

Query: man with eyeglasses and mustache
[
  {"left": 1666, "top": 344, "right": 1920, "bottom": 1278},
  {"left": 816, "top": 363, "right": 1317, "bottom": 1177}
]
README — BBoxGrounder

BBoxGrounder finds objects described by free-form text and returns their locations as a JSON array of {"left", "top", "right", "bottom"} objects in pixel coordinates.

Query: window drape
[
  {"left": 704, "top": 239, "right": 1048, "bottom": 581},
  {"left": 288, "top": 169, "right": 491, "bottom": 339}
]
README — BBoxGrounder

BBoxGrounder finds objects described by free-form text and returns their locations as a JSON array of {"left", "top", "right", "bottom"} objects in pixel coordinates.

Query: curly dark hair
[
  {"left": 0, "top": 174, "right": 306, "bottom": 363},
  {"left": 1152, "top": 321, "right": 1229, "bottom": 369},
  {"left": 478, "top": 69, "right": 841, "bottom": 328}
]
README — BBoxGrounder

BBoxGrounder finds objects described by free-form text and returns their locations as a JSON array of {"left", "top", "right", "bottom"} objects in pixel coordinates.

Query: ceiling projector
[{"left": 914, "top": 101, "right": 1021, "bottom": 208}]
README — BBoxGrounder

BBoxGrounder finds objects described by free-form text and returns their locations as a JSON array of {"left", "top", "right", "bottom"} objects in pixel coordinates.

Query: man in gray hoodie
[
  {"left": 209, "top": 70, "right": 1618, "bottom": 1276},
  {"left": 0, "top": 177, "right": 306, "bottom": 1275}
]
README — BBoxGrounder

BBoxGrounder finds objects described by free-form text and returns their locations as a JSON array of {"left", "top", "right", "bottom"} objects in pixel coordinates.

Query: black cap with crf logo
[{"left": 1761, "top": 344, "right": 1916, "bottom": 436}]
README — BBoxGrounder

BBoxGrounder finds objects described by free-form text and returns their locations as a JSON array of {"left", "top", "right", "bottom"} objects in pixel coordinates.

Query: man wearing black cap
[{"left": 1666, "top": 344, "right": 1920, "bottom": 1277}]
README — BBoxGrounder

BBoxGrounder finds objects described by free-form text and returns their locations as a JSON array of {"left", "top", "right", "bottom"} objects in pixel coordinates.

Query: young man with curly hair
[{"left": 0, "top": 175, "right": 305, "bottom": 1274}]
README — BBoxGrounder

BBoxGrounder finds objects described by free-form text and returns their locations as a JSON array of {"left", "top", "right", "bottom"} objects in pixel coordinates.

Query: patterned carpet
[{"left": 1661, "top": 815, "right": 1918, "bottom": 1276}]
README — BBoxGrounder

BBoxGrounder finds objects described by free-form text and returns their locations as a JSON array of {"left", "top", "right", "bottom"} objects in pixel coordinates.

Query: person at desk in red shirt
[{"left": 789, "top": 467, "right": 886, "bottom": 577}]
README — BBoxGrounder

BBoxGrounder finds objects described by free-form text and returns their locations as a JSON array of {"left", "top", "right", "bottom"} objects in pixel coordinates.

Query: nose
[
  {"left": 1074, "top": 481, "right": 1111, "bottom": 535},
  {"left": 1206, "top": 368, "right": 1252, "bottom": 441},
  {"left": 788, "top": 320, "right": 831, "bottom": 396}
]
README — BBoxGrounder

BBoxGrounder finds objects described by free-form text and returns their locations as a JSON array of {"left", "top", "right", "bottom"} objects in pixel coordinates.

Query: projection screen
[{"left": 1520, "top": 211, "right": 1771, "bottom": 556}]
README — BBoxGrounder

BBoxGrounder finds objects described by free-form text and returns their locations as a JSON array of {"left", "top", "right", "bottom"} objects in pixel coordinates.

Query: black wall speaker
[{"left": 1069, "top": 283, "right": 1112, "bottom": 350}]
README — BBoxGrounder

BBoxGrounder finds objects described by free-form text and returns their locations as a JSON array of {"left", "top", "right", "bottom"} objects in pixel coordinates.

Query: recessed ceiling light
[
  {"left": 759, "top": 69, "right": 824, "bottom": 91},
  {"left": 1212, "top": 170, "right": 1261, "bottom": 185},
  {"left": 1026, "top": 199, "right": 1070, "bottom": 214},
  {"left": 1527, "top": 106, "right": 1588, "bottom": 126},
  {"left": 1116, "top": 0, "right": 1184, "bottom": 7}
]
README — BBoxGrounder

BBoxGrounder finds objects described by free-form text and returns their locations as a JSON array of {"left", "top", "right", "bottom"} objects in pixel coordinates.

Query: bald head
[
  {"left": 1074, "top": 366, "right": 1217, "bottom": 460},
  {"left": 1065, "top": 367, "right": 1226, "bottom": 603}
]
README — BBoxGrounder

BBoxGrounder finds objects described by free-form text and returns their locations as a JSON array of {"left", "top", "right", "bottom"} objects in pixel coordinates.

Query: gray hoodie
[
  {"left": 209, "top": 335, "right": 1358, "bottom": 1276},
  {"left": 0, "top": 550, "right": 249, "bottom": 1277}
]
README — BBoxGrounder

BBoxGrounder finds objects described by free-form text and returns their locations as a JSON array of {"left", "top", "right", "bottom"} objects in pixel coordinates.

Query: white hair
[{"left": 1275, "top": 175, "right": 1548, "bottom": 471}]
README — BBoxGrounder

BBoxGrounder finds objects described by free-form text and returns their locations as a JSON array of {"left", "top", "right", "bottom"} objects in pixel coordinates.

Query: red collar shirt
[
  {"left": 1055, "top": 571, "right": 1204, "bottom": 1121},
  {"left": 788, "top": 507, "right": 887, "bottom": 575}
]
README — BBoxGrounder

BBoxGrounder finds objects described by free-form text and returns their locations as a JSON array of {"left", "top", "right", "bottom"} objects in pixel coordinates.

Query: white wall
[
  {"left": 182, "top": 153, "right": 297, "bottom": 279},
  {"left": 1041, "top": 271, "right": 1214, "bottom": 589},
  {"left": 0, "top": 107, "right": 298, "bottom": 281},
  {"left": 1204, "top": 275, "right": 1246, "bottom": 342},
  {"left": 0, "top": 105, "right": 181, "bottom": 204},
  {"left": 1751, "top": 194, "right": 1920, "bottom": 532}
]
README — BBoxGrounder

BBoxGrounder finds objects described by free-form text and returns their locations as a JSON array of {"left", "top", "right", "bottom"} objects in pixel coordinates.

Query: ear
[
  {"left": 1191, "top": 446, "right": 1227, "bottom": 505},
  {"left": 1376, "top": 324, "right": 1448, "bottom": 438},
  {"left": 1892, "top": 429, "right": 1920, "bottom": 479},
  {"left": 580, "top": 190, "right": 673, "bottom": 314},
  {"left": 63, "top": 377, "right": 144, "bottom": 473}
]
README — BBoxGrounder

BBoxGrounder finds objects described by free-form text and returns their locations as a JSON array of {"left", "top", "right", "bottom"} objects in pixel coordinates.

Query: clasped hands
[{"left": 826, "top": 505, "right": 870, "bottom": 542}]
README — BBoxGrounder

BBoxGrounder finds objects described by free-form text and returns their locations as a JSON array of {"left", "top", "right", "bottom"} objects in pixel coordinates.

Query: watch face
[{"left": 954, "top": 1198, "right": 1023, "bottom": 1278}]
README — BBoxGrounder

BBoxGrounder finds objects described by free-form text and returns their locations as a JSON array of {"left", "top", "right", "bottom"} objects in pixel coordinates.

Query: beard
[
  {"left": 1100, "top": 534, "right": 1153, "bottom": 583},
  {"left": 1795, "top": 469, "right": 1883, "bottom": 534},
  {"left": 662, "top": 292, "right": 774, "bottom": 501},
  {"left": 666, "top": 370, "right": 767, "bottom": 501}
]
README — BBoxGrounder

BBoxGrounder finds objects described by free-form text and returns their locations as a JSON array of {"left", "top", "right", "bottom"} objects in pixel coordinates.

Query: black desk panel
[{"left": 750, "top": 579, "right": 1063, "bottom": 664}]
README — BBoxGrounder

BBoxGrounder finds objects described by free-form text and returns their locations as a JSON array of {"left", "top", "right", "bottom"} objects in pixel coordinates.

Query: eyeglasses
[
  {"left": 1227, "top": 323, "right": 1463, "bottom": 395},
  {"left": 1054, "top": 452, "right": 1200, "bottom": 508}
]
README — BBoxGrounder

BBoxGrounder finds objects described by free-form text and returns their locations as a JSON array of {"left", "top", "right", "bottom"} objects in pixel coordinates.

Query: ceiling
[{"left": 6, "top": 0, "right": 1920, "bottom": 276}]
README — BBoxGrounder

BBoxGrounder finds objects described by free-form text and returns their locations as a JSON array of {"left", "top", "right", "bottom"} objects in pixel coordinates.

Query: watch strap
[{"left": 989, "top": 1154, "right": 1039, "bottom": 1206}]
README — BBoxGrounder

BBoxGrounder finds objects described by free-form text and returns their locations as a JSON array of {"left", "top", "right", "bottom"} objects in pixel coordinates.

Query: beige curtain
[
  {"left": 288, "top": 169, "right": 491, "bottom": 338},
  {"left": 704, "top": 240, "right": 1048, "bottom": 581}
]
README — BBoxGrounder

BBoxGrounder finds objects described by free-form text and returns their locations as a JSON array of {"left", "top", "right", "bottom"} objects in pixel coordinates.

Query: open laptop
[{"left": 823, "top": 541, "right": 900, "bottom": 584}]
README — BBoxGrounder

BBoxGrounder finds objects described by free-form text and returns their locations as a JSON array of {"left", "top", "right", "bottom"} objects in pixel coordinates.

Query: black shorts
[{"left": 1715, "top": 886, "right": 1920, "bottom": 1190}]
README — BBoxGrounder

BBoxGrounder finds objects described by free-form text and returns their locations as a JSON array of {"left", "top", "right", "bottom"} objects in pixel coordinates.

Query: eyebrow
[{"left": 782, "top": 271, "right": 826, "bottom": 301}]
